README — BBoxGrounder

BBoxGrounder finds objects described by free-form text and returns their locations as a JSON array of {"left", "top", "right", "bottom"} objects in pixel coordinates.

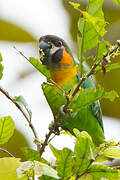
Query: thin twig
[
  {"left": 75, "top": 142, "right": 111, "bottom": 179},
  {"left": 48, "top": 134, "right": 56, "bottom": 144},
  {"left": 76, "top": 159, "right": 94, "bottom": 180},
  {"left": 0, "top": 147, "right": 15, "bottom": 157},
  {"left": 0, "top": 85, "right": 40, "bottom": 152},
  {"left": 39, "top": 128, "right": 53, "bottom": 156},
  {"left": 13, "top": 46, "right": 30, "bottom": 61},
  {"left": 49, "top": 78, "right": 66, "bottom": 94},
  {"left": 14, "top": 46, "right": 66, "bottom": 95}
]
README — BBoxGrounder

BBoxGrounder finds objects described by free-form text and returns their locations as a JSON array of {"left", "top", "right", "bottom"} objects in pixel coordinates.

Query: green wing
[
  {"left": 81, "top": 75, "right": 104, "bottom": 132},
  {"left": 42, "top": 64, "right": 105, "bottom": 146},
  {"left": 61, "top": 77, "right": 105, "bottom": 145},
  {"left": 90, "top": 101, "right": 104, "bottom": 131},
  {"left": 61, "top": 65, "right": 105, "bottom": 146}
]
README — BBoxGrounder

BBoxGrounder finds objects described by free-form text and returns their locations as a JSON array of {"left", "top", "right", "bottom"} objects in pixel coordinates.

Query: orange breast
[
  {"left": 50, "top": 65, "right": 77, "bottom": 87},
  {"left": 60, "top": 50, "right": 73, "bottom": 66}
]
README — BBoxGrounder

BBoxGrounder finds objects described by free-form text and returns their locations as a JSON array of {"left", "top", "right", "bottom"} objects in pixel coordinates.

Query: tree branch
[
  {"left": 0, "top": 147, "right": 15, "bottom": 157},
  {"left": 76, "top": 159, "right": 94, "bottom": 180},
  {"left": 63, "top": 61, "right": 99, "bottom": 112},
  {"left": 63, "top": 42, "right": 120, "bottom": 113},
  {"left": 0, "top": 85, "right": 40, "bottom": 152},
  {"left": 39, "top": 128, "right": 53, "bottom": 156},
  {"left": 13, "top": 47, "right": 63, "bottom": 156}
]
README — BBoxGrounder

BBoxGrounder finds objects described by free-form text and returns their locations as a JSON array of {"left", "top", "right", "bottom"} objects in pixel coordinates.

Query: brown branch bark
[{"left": 39, "top": 128, "right": 53, "bottom": 156}]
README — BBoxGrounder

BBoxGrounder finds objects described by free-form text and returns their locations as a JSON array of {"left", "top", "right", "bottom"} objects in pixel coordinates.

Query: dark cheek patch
[{"left": 52, "top": 49, "right": 63, "bottom": 64}]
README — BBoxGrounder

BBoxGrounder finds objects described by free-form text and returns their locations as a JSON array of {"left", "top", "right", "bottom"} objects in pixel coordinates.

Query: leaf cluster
[{"left": 1, "top": 130, "right": 120, "bottom": 179}]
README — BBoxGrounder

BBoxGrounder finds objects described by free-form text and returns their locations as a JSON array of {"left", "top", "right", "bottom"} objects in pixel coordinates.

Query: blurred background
[{"left": 0, "top": 0, "right": 120, "bottom": 161}]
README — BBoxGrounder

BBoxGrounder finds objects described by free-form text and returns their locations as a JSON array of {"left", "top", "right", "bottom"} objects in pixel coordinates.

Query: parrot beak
[
  {"left": 39, "top": 41, "right": 52, "bottom": 51},
  {"left": 39, "top": 40, "right": 52, "bottom": 65}
]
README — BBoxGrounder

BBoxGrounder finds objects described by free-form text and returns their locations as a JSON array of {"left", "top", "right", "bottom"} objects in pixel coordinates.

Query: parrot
[{"left": 39, "top": 35, "right": 105, "bottom": 146}]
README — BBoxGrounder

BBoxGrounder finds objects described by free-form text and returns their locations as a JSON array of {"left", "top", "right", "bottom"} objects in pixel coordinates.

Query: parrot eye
[{"left": 55, "top": 40, "right": 62, "bottom": 47}]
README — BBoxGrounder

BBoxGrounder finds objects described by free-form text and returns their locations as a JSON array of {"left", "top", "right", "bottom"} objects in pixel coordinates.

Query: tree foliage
[{"left": 0, "top": 0, "right": 120, "bottom": 179}]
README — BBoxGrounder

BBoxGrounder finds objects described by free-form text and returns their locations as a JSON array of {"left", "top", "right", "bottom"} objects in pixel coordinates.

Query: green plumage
[
  {"left": 42, "top": 67, "right": 105, "bottom": 146},
  {"left": 60, "top": 66, "right": 105, "bottom": 146},
  {"left": 39, "top": 35, "right": 105, "bottom": 146}
]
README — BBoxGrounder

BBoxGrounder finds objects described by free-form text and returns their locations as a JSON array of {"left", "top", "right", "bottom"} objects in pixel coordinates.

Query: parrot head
[
  {"left": 39, "top": 35, "right": 78, "bottom": 86},
  {"left": 39, "top": 35, "right": 75, "bottom": 69}
]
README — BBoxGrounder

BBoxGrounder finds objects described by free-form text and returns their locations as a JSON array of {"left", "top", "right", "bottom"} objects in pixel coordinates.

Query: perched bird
[{"left": 39, "top": 35, "right": 105, "bottom": 146}]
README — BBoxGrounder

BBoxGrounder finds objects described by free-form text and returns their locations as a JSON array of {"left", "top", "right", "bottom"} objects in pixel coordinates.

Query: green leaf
[
  {"left": 69, "top": 2, "right": 80, "bottom": 9},
  {"left": 40, "top": 175, "right": 58, "bottom": 180},
  {"left": 77, "top": 0, "right": 105, "bottom": 57},
  {"left": 29, "top": 57, "right": 50, "bottom": 78},
  {"left": 78, "top": 20, "right": 98, "bottom": 55},
  {"left": 105, "top": 63, "right": 120, "bottom": 72},
  {"left": 103, "top": 147, "right": 120, "bottom": 159},
  {"left": 69, "top": 175, "right": 76, "bottom": 180},
  {"left": 112, "top": 0, "right": 120, "bottom": 5},
  {"left": 61, "top": 106, "right": 105, "bottom": 146},
  {"left": 94, "top": 141, "right": 117, "bottom": 162},
  {"left": 60, "top": 131, "right": 73, "bottom": 137},
  {"left": 90, "top": 146, "right": 95, "bottom": 161},
  {"left": 34, "top": 161, "right": 59, "bottom": 179},
  {"left": 0, "top": 53, "right": 3, "bottom": 62},
  {"left": 96, "top": 41, "right": 107, "bottom": 61},
  {"left": 0, "top": 157, "right": 22, "bottom": 180},
  {"left": 88, "top": 164, "right": 119, "bottom": 180},
  {"left": 17, "top": 161, "right": 59, "bottom": 179},
  {"left": 103, "top": 90, "right": 119, "bottom": 101},
  {"left": 72, "top": 130, "right": 95, "bottom": 175},
  {"left": 50, "top": 144, "right": 73, "bottom": 178},
  {"left": 80, "top": 10, "right": 106, "bottom": 37},
  {"left": 42, "top": 83, "right": 66, "bottom": 116},
  {"left": 0, "top": 19, "right": 35, "bottom": 42},
  {"left": 14, "top": 96, "right": 32, "bottom": 120},
  {"left": 80, "top": 174, "right": 94, "bottom": 180},
  {"left": 0, "top": 116, "right": 15, "bottom": 144},
  {"left": 69, "top": 86, "right": 118, "bottom": 112},
  {"left": 0, "top": 53, "right": 4, "bottom": 80},
  {"left": 22, "top": 148, "right": 49, "bottom": 165}
]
